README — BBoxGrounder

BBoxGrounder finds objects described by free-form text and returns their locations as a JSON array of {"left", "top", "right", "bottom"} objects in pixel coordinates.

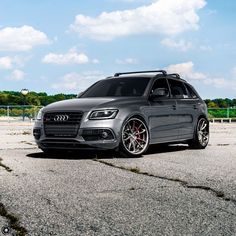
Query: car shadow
[
  {"left": 27, "top": 144, "right": 189, "bottom": 160},
  {"left": 27, "top": 150, "right": 118, "bottom": 160},
  {"left": 146, "top": 144, "right": 189, "bottom": 155}
]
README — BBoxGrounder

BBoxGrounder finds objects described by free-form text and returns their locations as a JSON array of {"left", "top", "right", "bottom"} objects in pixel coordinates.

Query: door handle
[{"left": 172, "top": 104, "right": 176, "bottom": 110}]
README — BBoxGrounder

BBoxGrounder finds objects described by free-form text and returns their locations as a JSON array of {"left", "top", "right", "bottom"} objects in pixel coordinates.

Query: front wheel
[
  {"left": 188, "top": 117, "right": 209, "bottom": 149},
  {"left": 119, "top": 117, "right": 149, "bottom": 157}
]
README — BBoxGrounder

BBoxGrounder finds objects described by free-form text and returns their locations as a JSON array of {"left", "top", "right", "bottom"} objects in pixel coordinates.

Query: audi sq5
[{"left": 33, "top": 70, "right": 209, "bottom": 157}]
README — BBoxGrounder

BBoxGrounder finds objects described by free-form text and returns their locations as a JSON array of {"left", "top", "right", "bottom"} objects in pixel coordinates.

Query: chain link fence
[{"left": 0, "top": 105, "right": 42, "bottom": 122}]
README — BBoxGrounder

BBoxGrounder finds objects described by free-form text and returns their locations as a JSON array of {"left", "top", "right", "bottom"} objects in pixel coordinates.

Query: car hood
[{"left": 43, "top": 97, "right": 146, "bottom": 113}]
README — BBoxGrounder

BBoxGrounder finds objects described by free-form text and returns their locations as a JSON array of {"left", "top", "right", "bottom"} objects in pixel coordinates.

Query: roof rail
[
  {"left": 114, "top": 70, "right": 167, "bottom": 77},
  {"left": 168, "top": 73, "right": 187, "bottom": 82},
  {"left": 168, "top": 73, "right": 180, "bottom": 78}
]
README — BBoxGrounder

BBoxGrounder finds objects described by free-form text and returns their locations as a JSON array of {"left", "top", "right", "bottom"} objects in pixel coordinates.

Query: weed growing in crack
[
  {"left": 0, "top": 158, "right": 12, "bottom": 172},
  {"left": 94, "top": 159, "right": 236, "bottom": 205},
  {"left": 128, "top": 167, "right": 141, "bottom": 173},
  {"left": 0, "top": 203, "right": 27, "bottom": 236}
]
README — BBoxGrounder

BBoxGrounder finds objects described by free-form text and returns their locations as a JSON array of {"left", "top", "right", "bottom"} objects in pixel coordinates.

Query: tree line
[
  {"left": 0, "top": 91, "right": 235, "bottom": 108},
  {"left": 205, "top": 98, "right": 236, "bottom": 108},
  {"left": 0, "top": 91, "right": 76, "bottom": 106}
]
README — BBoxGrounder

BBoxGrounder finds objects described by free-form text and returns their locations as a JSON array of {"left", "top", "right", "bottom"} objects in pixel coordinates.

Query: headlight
[
  {"left": 36, "top": 108, "right": 43, "bottom": 120},
  {"left": 89, "top": 109, "right": 118, "bottom": 120}
]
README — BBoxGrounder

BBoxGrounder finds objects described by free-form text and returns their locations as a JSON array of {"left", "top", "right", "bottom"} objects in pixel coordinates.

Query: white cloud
[
  {"left": 92, "top": 59, "right": 100, "bottom": 64},
  {"left": 0, "top": 57, "right": 13, "bottom": 69},
  {"left": 51, "top": 71, "right": 106, "bottom": 92},
  {"left": 165, "top": 61, "right": 207, "bottom": 80},
  {"left": 204, "top": 77, "right": 236, "bottom": 91},
  {"left": 165, "top": 61, "right": 206, "bottom": 80},
  {"left": 70, "top": 0, "right": 206, "bottom": 41},
  {"left": 199, "top": 45, "right": 212, "bottom": 51},
  {"left": 8, "top": 69, "right": 25, "bottom": 81},
  {"left": 161, "top": 38, "right": 193, "bottom": 51},
  {"left": 0, "top": 55, "right": 30, "bottom": 69},
  {"left": 165, "top": 62, "right": 236, "bottom": 91},
  {"left": 0, "top": 25, "right": 50, "bottom": 51},
  {"left": 116, "top": 58, "right": 138, "bottom": 64},
  {"left": 42, "top": 48, "right": 98, "bottom": 65}
]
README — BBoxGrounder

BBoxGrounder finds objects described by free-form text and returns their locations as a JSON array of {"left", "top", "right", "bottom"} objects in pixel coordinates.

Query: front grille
[{"left": 43, "top": 112, "right": 83, "bottom": 138}]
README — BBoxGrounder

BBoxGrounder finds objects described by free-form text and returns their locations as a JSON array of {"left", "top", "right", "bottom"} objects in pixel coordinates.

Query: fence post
[
  {"left": 7, "top": 106, "right": 10, "bottom": 123},
  {"left": 227, "top": 107, "right": 230, "bottom": 119}
]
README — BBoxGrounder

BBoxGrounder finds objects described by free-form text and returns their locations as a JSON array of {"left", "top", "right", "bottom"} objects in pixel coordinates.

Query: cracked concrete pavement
[{"left": 0, "top": 122, "right": 236, "bottom": 235}]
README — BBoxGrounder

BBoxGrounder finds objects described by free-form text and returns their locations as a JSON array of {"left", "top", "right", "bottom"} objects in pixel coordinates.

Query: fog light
[
  {"left": 81, "top": 129, "right": 114, "bottom": 141},
  {"left": 33, "top": 128, "right": 41, "bottom": 140},
  {"left": 101, "top": 131, "right": 108, "bottom": 139}
]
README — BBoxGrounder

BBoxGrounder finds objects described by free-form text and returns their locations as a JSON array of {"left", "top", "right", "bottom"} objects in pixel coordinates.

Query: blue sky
[{"left": 0, "top": 0, "right": 236, "bottom": 98}]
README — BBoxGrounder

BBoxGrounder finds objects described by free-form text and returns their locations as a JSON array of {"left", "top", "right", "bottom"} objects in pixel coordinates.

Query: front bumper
[{"left": 33, "top": 118, "right": 123, "bottom": 150}]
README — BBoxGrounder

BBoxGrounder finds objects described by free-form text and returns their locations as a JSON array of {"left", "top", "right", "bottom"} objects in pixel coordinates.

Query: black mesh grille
[
  {"left": 81, "top": 129, "right": 114, "bottom": 141},
  {"left": 43, "top": 112, "right": 83, "bottom": 138}
]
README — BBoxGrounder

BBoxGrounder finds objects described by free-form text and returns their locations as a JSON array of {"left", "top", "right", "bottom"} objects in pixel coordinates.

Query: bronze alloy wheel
[{"left": 121, "top": 118, "right": 149, "bottom": 156}]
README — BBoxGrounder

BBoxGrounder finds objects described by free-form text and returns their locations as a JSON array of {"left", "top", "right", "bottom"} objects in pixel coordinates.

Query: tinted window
[
  {"left": 168, "top": 79, "right": 189, "bottom": 98},
  {"left": 150, "top": 78, "right": 170, "bottom": 97},
  {"left": 81, "top": 77, "right": 150, "bottom": 98},
  {"left": 185, "top": 83, "right": 198, "bottom": 99}
]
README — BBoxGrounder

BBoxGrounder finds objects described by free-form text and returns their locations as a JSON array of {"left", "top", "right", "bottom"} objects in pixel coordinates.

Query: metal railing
[
  {"left": 0, "top": 105, "right": 42, "bottom": 122},
  {"left": 0, "top": 106, "right": 236, "bottom": 122}
]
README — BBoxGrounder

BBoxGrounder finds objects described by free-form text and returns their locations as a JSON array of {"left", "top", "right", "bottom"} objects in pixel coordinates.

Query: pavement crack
[
  {"left": 0, "top": 158, "right": 12, "bottom": 172},
  {"left": 0, "top": 202, "right": 27, "bottom": 236},
  {"left": 94, "top": 159, "right": 236, "bottom": 205}
]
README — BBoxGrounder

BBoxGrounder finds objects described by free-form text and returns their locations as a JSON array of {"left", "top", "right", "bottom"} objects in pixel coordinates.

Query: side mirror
[{"left": 150, "top": 88, "right": 169, "bottom": 100}]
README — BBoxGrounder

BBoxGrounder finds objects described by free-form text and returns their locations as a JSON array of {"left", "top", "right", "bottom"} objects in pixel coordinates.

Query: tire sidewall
[
  {"left": 119, "top": 116, "right": 150, "bottom": 157},
  {"left": 195, "top": 117, "right": 209, "bottom": 148}
]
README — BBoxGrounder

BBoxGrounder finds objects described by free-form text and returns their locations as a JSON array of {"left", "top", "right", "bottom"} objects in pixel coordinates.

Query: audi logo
[{"left": 54, "top": 114, "right": 69, "bottom": 122}]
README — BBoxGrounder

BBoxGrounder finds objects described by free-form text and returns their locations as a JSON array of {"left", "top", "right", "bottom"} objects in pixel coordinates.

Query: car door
[
  {"left": 143, "top": 77, "right": 179, "bottom": 144},
  {"left": 167, "top": 78, "right": 197, "bottom": 140}
]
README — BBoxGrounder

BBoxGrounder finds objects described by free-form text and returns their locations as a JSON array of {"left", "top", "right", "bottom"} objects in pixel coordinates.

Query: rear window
[
  {"left": 184, "top": 83, "right": 198, "bottom": 99},
  {"left": 168, "top": 79, "right": 189, "bottom": 99}
]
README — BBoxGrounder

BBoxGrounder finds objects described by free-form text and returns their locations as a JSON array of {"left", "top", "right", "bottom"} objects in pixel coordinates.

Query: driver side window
[{"left": 150, "top": 78, "right": 170, "bottom": 98}]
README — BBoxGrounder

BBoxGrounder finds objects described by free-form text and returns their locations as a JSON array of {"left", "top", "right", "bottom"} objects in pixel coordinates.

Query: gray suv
[{"left": 33, "top": 70, "right": 209, "bottom": 157}]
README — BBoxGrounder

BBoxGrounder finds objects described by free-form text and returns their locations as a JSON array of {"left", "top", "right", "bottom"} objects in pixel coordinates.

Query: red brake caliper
[{"left": 134, "top": 121, "right": 141, "bottom": 140}]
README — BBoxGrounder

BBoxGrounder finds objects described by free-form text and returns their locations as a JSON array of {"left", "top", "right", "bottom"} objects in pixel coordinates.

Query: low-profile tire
[
  {"left": 188, "top": 117, "right": 209, "bottom": 149},
  {"left": 118, "top": 117, "right": 150, "bottom": 158}
]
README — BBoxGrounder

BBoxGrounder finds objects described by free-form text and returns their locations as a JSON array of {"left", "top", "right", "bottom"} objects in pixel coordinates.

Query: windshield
[{"left": 80, "top": 77, "right": 150, "bottom": 98}]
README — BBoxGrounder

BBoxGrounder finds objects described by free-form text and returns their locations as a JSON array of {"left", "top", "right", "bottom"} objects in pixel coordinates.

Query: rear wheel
[
  {"left": 188, "top": 117, "right": 209, "bottom": 149},
  {"left": 119, "top": 117, "right": 149, "bottom": 157}
]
